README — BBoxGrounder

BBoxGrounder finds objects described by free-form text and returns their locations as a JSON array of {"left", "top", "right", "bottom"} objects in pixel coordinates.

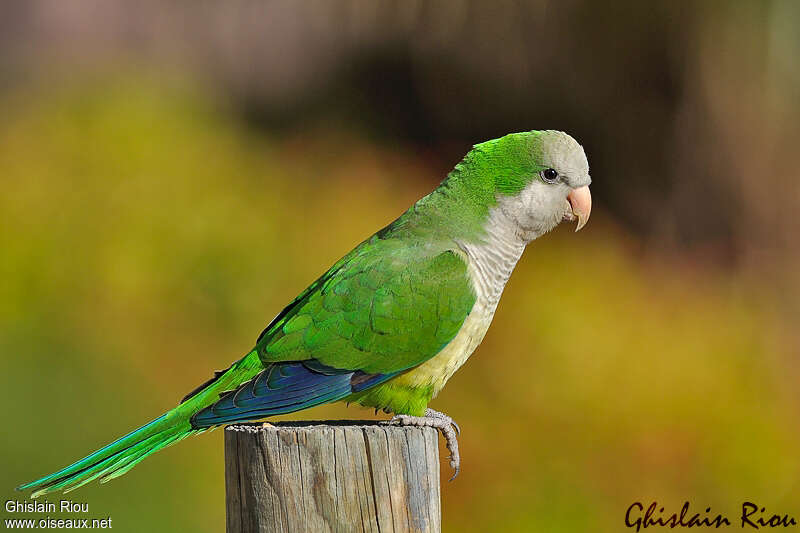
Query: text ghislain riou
[
  {"left": 6, "top": 500, "right": 89, "bottom": 513},
  {"left": 626, "top": 502, "right": 797, "bottom": 530}
]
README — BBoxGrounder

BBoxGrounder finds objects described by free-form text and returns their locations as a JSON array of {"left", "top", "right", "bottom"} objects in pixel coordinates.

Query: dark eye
[{"left": 542, "top": 168, "right": 559, "bottom": 183}]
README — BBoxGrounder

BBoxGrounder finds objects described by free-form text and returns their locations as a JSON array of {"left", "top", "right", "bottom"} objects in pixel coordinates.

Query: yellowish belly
[{"left": 391, "top": 300, "right": 496, "bottom": 398}]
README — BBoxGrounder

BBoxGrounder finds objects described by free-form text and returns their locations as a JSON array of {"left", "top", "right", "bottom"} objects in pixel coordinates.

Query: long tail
[{"left": 17, "top": 351, "right": 262, "bottom": 498}]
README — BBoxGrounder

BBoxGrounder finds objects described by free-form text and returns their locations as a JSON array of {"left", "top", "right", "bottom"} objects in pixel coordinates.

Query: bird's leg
[{"left": 386, "top": 408, "right": 461, "bottom": 480}]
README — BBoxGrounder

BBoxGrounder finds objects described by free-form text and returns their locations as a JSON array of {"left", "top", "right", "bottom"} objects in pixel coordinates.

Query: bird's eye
[{"left": 542, "top": 168, "right": 559, "bottom": 183}]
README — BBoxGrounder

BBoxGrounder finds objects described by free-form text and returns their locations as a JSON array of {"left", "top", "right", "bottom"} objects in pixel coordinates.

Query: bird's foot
[{"left": 386, "top": 408, "right": 461, "bottom": 480}]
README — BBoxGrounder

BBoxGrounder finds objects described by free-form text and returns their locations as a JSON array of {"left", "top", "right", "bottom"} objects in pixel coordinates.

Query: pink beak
[{"left": 566, "top": 185, "right": 592, "bottom": 232}]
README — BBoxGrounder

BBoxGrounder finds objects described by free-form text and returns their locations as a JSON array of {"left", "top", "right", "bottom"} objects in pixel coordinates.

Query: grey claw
[
  {"left": 392, "top": 408, "right": 462, "bottom": 479},
  {"left": 425, "top": 408, "right": 461, "bottom": 435},
  {"left": 449, "top": 465, "right": 460, "bottom": 481}
]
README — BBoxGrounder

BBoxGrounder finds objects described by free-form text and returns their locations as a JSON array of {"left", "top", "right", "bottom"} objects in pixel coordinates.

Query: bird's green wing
[
  {"left": 190, "top": 235, "right": 476, "bottom": 427},
  {"left": 258, "top": 236, "right": 476, "bottom": 374}
]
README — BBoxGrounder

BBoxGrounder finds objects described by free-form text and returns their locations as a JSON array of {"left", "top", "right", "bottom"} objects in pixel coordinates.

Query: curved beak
[{"left": 567, "top": 185, "right": 592, "bottom": 232}]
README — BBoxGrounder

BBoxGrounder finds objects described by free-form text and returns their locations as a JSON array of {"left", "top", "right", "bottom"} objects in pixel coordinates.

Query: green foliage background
[{"left": 1, "top": 77, "right": 799, "bottom": 531}]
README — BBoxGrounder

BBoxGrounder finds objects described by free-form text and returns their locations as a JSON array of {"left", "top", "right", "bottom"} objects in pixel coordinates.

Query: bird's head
[{"left": 459, "top": 130, "right": 592, "bottom": 241}]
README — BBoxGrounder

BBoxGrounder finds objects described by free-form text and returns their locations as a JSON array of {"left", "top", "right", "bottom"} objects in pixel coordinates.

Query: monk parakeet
[{"left": 18, "top": 130, "right": 591, "bottom": 496}]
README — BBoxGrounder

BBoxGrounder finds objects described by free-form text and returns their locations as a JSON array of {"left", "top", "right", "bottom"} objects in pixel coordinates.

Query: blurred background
[{"left": 2, "top": 1, "right": 800, "bottom": 531}]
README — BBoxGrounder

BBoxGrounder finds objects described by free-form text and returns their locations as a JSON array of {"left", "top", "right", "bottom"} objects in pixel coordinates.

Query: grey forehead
[{"left": 541, "top": 131, "right": 590, "bottom": 180}]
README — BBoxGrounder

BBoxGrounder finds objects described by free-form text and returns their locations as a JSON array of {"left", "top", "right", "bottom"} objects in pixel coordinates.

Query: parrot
[{"left": 17, "top": 129, "right": 591, "bottom": 497}]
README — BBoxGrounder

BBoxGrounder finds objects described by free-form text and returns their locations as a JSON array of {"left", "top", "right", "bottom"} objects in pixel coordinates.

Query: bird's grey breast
[{"left": 458, "top": 203, "right": 528, "bottom": 311}]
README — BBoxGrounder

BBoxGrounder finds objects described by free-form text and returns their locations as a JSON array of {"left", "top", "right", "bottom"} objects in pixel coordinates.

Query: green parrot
[{"left": 18, "top": 130, "right": 591, "bottom": 497}]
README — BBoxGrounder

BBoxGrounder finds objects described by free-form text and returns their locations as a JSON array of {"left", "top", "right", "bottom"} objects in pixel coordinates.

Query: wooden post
[{"left": 224, "top": 421, "right": 441, "bottom": 533}]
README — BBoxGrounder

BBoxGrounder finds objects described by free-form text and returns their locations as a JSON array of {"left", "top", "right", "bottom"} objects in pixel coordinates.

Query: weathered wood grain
[{"left": 225, "top": 421, "right": 441, "bottom": 533}]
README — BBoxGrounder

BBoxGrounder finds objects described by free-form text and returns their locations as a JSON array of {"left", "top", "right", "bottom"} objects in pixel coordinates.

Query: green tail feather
[
  {"left": 17, "top": 350, "right": 262, "bottom": 497},
  {"left": 17, "top": 411, "right": 196, "bottom": 498}
]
